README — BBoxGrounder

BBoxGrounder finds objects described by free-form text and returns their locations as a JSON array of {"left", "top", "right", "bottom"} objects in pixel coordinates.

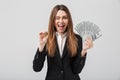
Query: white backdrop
[{"left": 0, "top": 0, "right": 120, "bottom": 80}]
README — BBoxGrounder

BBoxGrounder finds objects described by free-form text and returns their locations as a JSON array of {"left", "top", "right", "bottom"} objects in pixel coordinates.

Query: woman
[{"left": 33, "top": 4, "right": 93, "bottom": 80}]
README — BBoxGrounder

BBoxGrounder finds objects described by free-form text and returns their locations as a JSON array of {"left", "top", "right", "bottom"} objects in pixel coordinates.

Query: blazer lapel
[
  {"left": 55, "top": 37, "right": 63, "bottom": 68},
  {"left": 55, "top": 37, "right": 61, "bottom": 59},
  {"left": 55, "top": 36, "right": 68, "bottom": 65},
  {"left": 61, "top": 40, "right": 67, "bottom": 59}
]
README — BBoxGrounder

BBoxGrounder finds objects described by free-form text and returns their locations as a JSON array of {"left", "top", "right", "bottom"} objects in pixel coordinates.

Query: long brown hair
[{"left": 47, "top": 4, "right": 78, "bottom": 57}]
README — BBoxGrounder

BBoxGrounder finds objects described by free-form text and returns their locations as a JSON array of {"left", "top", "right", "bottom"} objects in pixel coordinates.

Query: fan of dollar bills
[{"left": 75, "top": 21, "right": 102, "bottom": 42}]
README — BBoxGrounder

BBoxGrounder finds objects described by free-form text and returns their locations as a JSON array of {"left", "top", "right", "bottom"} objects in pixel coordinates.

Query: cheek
[
  {"left": 64, "top": 19, "right": 68, "bottom": 24},
  {"left": 54, "top": 20, "right": 58, "bottom": 26},
  {"left": 65, "top": 20, "right": 68, "bottom": 26}
]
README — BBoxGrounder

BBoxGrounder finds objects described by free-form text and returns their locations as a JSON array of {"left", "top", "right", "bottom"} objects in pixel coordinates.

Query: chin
[{"left": 59, "top": 30, "right": 65, "bottom": 33}]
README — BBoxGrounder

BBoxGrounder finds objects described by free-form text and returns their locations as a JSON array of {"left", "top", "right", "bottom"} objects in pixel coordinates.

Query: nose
[{"left": 59, "top": 18, "right": 63, "bottom": 23}]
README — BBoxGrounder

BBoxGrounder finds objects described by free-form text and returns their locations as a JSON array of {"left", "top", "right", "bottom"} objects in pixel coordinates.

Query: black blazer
[{"left": 33, "top": 34, "right": 87, "bottom": 80}]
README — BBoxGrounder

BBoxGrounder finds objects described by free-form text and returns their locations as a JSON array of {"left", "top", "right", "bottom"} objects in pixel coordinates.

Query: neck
[
  {"left": 59, "top": 32, "right": 64, "bottom": 37},
  {"left": 56, "top": 32, "right": 67, "bottom": 38}
]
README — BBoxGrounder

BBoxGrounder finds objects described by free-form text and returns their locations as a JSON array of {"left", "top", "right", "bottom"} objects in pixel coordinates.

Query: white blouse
[{"left": 56, "top": 32, "right": 67, "bottom": 57}]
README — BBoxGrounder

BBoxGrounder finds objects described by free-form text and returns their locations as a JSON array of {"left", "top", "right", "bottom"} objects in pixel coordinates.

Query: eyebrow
[{"left": 55, "top": 15, "right": 67, "bottom": 17}]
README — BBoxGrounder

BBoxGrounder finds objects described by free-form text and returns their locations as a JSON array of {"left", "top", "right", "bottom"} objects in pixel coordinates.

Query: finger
[
  {"left": 43, "top": 35, "right": 48, "bottom": 43},
  {"left": 90, "top": 42, "right": 93, "bottom": 48},
  {"left": 39, "top": 32, "right": 44, "bottom": 40},
  {"left": 89, "top": 38, "right": 93, "bottom": 48},
  {"left": 43, "top": 32, "right": 48, "bottom": 37},
  {"left": 86, "top": 36, "right": 92, "bottom": 42},
  {"left": 83, "top": 41, "right": 89, "bottom": 50},
  {"left": 86, "top": 37, "right": 93, "bottom": 44}
]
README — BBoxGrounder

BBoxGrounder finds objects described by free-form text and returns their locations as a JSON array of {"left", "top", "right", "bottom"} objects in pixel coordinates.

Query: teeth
[
  {"left": 58, "top": 23, "right": 64, "bottom": 26},
  {"left": 58, "top": 23, "right": 65, "bottom": 27},
  {"left": 59, "top": 25, "right": 63, "bottom": 26},
  {"left": 58, "top": 25, "right": 64, "bottom": 27}
]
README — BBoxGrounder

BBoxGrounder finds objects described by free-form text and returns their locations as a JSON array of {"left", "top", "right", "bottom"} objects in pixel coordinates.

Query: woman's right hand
[{"left": 39, "top": 32, "right": 48, "bottom": 52}]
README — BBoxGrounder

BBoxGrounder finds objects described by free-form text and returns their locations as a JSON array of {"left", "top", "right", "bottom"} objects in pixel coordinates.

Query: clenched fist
[{"left": 39, "top": 32, "right": 48, "bottom": 52}]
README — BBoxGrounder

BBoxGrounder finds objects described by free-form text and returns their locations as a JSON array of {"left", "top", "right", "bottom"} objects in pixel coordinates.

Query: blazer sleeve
[
  {"left": 33, "top": 47, "right": 47, "bottom": 72},
  {"left": 71, "top": 35, "right": 87, "bottom": 74}
]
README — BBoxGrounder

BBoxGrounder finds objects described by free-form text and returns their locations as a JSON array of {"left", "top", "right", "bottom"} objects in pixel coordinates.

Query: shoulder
[{"left": 74, "top": 33, "right": 82, "bottom": 42}]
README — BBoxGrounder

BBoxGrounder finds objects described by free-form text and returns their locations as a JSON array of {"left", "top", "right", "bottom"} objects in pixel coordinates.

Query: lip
[
  {"left": 58, "top": 25, "right": 64, "bottom": 30},
  {"left": 58, "top": 24, "right": 65, "bottom": 27}
]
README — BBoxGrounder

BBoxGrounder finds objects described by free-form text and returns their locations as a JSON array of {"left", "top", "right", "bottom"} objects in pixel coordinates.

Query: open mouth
[
  {"left": 58, "top": 24, "right": 65, "bottom": 28},
  {"left": 58, "top": 25, "right": 65, "bottom": 30}
]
